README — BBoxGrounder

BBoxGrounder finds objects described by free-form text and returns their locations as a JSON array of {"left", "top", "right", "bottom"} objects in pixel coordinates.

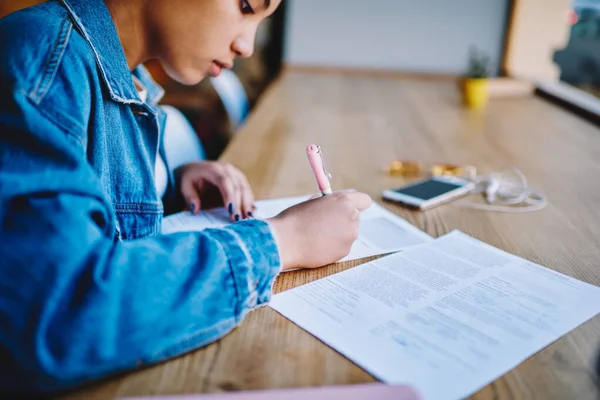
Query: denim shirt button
[{"left": 136, "top": 359, "right": 144, "bottom": 367}]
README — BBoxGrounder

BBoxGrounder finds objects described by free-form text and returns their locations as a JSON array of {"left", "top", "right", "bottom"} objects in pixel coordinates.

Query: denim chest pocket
[
  {"left": 108, "top": 106, "right": 164, "bottom": 241},
  {"left": 114, "top": 202, "right": 163, "bottom": 240}
]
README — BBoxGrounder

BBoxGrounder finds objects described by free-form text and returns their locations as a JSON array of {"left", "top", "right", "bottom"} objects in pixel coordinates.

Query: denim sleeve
[{"left": 0, "top": 92, "right": 282, "bottom": 393}]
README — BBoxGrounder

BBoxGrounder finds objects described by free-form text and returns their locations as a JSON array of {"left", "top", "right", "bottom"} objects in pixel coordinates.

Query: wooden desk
[{"left": 66, "top": 72, "right": 600, "bottom": 399}]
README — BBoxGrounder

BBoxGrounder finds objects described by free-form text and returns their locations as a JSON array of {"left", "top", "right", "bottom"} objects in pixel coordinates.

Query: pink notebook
[{"left": 121, "top": 383, "right": 420, "bottom": 400}]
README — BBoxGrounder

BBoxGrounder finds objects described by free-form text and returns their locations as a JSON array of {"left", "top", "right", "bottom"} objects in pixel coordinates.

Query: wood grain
[
  {"left": 282, "top": 63, "right": 458, "bottom": 81},
  {"left": 62, "top": 72, "right": 600, "bottom": 400}
]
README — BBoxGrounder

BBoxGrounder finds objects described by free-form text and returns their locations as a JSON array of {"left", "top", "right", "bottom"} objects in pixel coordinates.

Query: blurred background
[
  {"left": 555, "top": 0, "right": 600, "bottom": 95},
  {"left": 2, "top": 0, "right": 593, "bottom": 158}
]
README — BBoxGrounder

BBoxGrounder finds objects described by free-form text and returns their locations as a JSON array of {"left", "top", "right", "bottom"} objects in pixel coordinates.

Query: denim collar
[{"left": 60, "top": 0, "right": 164, "bottom": 105}]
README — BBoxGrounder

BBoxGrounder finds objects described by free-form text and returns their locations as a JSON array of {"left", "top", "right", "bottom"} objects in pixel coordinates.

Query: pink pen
[{"left": 306, "top": 144, "right": 332, "bottom": 195}]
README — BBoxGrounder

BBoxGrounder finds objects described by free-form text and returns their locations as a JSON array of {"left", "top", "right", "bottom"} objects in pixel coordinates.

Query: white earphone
[{"left": 456, "top": 167, "right": 547, "bottom": 213}]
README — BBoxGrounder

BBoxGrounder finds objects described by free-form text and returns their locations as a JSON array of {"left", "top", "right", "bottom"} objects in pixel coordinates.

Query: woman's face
[{"left": 148, "top": 0, "right": 281, "bottom": 85}]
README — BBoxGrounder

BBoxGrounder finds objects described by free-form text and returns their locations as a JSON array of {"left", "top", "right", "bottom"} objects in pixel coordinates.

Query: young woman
[{"left": 0, "top": 0, "right": 372, "bottom": 393}]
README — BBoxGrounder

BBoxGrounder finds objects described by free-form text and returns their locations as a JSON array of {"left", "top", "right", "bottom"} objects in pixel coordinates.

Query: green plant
[{"left": 465, "top": 46, "right": 492, "bottom": 79}]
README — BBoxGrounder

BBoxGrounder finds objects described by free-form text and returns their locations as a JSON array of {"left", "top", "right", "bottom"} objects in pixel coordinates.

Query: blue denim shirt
[{"left": 0, "top": 0, "right": 281, "bottom": 393}]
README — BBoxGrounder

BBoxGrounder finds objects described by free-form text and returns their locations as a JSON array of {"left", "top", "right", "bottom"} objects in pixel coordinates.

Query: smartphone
[{"left": 382, "top": 176, "right": 475, "bottom": 211}]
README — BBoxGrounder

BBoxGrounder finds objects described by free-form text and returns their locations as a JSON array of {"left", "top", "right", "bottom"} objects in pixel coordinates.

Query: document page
[
  {"left": 270, "top": 231, "right": 600, "bottom": 400},
  {"left": 161, "top": 194, "right": 432, "bottom": 263}
]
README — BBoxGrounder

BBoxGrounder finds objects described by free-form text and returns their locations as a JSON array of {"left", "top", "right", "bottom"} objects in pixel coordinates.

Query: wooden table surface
[{"left": 65, "top": 72, "right": 600, "bottom": 400}]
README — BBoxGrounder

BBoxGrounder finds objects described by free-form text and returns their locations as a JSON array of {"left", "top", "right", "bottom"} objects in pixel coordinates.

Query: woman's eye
[{"left": 240, "top": 0, "right": 255, "bottom": 14}]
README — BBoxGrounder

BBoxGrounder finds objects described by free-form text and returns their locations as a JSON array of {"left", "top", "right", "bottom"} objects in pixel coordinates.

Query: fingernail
[
  {"left": 248, "top": 211, "right": 253, "bottom": 218},
  {"left": 228, "top": 203, "right": 234, "bottom": 214},
  {"left": 235, "top": 214, "right": 240, "bottom": 221},
  {"left": 190, "top": 203, "right": 195, "bottom": 213}
]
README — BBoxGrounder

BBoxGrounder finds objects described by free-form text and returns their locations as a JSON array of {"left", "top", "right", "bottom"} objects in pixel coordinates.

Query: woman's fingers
[
  {"left": 178, "top": 162, "right": 256, "bottom": 221},
  {"left": 204, "top": 164, "right": 243, "bottom": 222},
  {"left": 232, "top": 168, "right": 255, "bottom": 219},
  {"left": 180, "top": 175, "right": 201, "bottom": 214}
]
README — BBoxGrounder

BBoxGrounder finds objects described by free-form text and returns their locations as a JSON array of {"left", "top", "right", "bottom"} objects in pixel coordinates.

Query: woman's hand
[
  {"left": 267, "top": 191, "right": 373, "bottom": 270},
  {"left": 177, "top": 161, "right": 254, "bottom": 221}
]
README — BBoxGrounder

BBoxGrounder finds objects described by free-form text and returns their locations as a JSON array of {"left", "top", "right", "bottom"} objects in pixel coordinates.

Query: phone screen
[{"left": 393, "top": 179, "right": 463, "bottom": 200}]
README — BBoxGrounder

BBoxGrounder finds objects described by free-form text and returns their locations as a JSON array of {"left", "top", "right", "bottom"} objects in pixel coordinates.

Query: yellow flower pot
[{"left": 463, "top": 78, "right": 489, "bottom": 109}]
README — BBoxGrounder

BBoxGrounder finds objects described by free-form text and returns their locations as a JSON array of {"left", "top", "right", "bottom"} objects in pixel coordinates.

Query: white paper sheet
[
  {"left": 161, "top": 194, "right": 432, "bottom": 263},
  {"left": 269, "top": 231, "right": 600, "bottom": 400}
]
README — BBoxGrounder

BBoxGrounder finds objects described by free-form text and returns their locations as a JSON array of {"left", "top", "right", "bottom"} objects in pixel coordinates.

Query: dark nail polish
[
  {"left": 190, "top": 203, "right": 195, "bottom": 213},
  {"left": 235, "top": 214, "right": 240, "bottom": 221},
  {"left": 228, "top": 203, "right": 234, "bottom": 214},
  {"left": 248, "top": 211, "right": 253, "bottom": 218}
]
